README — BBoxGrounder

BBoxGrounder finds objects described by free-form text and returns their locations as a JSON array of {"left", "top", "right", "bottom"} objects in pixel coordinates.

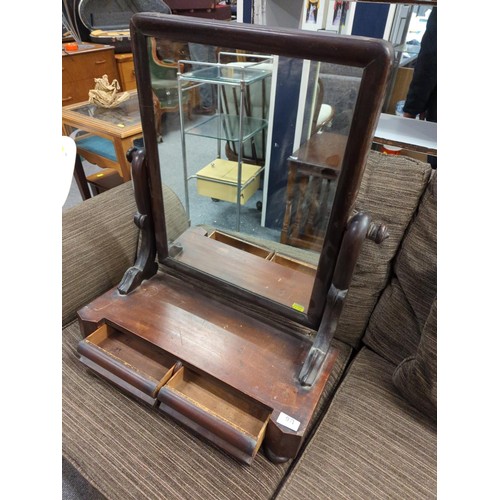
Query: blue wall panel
[
  {"left": 264, "top": 57, "right": 303, "bottom": 229},
  {"left": 351, "top": 3, "right": 390, "bottom": 39}
]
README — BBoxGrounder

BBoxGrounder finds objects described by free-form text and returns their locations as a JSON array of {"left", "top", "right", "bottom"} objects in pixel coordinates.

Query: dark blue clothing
[{"left": 403, "top": 8, "right": 437, "bottom": 123}]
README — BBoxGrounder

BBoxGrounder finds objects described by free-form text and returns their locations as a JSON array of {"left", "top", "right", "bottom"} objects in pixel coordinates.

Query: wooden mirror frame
[{"left": 126, "top": 13, "right": 393, "bottom": 331}]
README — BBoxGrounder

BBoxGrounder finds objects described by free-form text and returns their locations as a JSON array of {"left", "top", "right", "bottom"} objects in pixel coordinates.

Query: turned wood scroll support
[
  {"left": 118, "top": 147, "right": 158, "bottom": 295},
  {"left": 298, "top": 213, "right": 389, "bottom": 386}
]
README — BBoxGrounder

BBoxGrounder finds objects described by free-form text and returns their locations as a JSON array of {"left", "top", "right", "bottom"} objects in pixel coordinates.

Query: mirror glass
[{"left": 147, "top": 35, "right": 361, "bottom": 315}]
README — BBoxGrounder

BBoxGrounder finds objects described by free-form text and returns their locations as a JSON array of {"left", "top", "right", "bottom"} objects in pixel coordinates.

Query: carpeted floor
[{"left": 63, "top": 458, "right": 104, "bottom": 500}]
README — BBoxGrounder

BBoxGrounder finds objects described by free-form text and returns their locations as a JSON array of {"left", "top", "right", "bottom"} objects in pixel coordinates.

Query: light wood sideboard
[
  {"left": 62, "top": 43, "right": 119, "bottom": 106},
  {"left": 115, "top": 53, "right": 137, "bottom": 91}
]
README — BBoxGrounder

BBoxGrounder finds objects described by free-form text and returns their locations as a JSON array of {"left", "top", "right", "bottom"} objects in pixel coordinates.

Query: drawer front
[
  {"left": 62, "top": 54, "right": 78, "bottom": 84},
  {"left": 62, "top": 61, "right": 73, "bottom": 86},
  {"left": 62, "top": 82, "right": 78, "bottom": 106},
  {"left": 77, "top": 323, "right": 177, "bottom": 403},
  {"left": 63, "top": 49, "right": 118, "bottom": 84},
  {"left": 62, "top": 77, "right": 98, "bottom": 106},
  {"left": 158, "top": 366, "right": 270, "bottom": 464},
  {"left": 63, "top": 49, "right": 119, "bottom": 106}
]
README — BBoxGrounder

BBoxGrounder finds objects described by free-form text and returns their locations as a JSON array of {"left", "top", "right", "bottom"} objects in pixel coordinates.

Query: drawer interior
[
  {"left": 166, "top": 366, "right": 270, "bottom": 439},
  {"left": 86, "top": 323, "right": 177, "bottom": 387},
  {"left": 269, "top": 253, "right": 317, "bottom": 277},
  {"left": 208, "top": 230, "right": 272, "bottom": 259}
]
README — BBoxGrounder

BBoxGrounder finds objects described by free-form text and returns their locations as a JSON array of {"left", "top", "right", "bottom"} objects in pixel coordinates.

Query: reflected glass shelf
[
  {"left": 393, "top": 42, "right": 421, "bottom": 56},
  {"left": 179, "top": 65, "right": 271, "bottom": 86},
  {"left": 184, "top": 114, "right": 268, "bottom": 142}
]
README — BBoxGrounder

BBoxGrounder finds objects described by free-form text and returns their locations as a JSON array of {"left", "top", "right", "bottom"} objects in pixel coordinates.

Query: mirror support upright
[
  {"left": 299, "top": 214, "right": 389, "bottom": 386},
  {"left": 118, "top": 147, "right": 158, "bottom": 295}
]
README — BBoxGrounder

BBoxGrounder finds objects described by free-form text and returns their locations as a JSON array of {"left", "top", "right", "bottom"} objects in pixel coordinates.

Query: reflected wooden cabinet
[
  {"left": 115, "top": 53, "right": 137, "bottom": 91},
  {"left": 62, "top": 43, "right": 119, "bottom": 106}
]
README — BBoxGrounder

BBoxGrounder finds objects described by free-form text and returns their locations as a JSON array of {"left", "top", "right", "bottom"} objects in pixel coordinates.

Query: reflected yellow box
[{"left": 196, "top": 159, "right": 261, "bottom": 205}]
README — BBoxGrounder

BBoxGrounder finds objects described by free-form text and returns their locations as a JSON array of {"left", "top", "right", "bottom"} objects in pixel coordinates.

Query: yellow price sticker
[{"left": 292, "top": 303, "right": 305, "bottom": 312}]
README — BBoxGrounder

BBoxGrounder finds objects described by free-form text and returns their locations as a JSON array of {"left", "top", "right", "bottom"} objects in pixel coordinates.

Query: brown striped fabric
[
  {"left": 276, "top": 348, "right": 437, "bottom": 500},
  {"left": 335, "top": 151, "right": 432, "bottom": 349},
  {"left": 393, "top": 298, "right": 437, "bottom": 421},
  {"left": 161, "top": 183, "right": 190, "bottom": 249},
  {"left": 363, "top": 172, "right": 437, "bottom": 365},
  {"left": 62, "top": 320, "right": 352, "bottom": 500},
  {"left": 62, "top": 183, "right": 189, "bottom": 327},
  {"left": 395, "top": 172, "right": 437, "bottom": 331},
  {"left": 62, "top": 182, "right": 138, "bottom": 326},
  {"left": 360, "top": 278, "right": 421, "bottom": 366}
]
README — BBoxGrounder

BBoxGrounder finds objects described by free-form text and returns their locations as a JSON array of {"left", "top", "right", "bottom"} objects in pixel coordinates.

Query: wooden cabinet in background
[
  {"left": 385, "top": 66, "right": 414, "bottom": 116},
  {"left": 115, "top": 53, "right": 137, "bottom": 91},
  {"left": 62, "top": 44, "right": 119, "bottom": 106}
]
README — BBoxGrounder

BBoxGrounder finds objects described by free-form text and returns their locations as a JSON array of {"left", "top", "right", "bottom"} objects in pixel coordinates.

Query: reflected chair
[
  {"left": 222, "top": 68, "right": 334, "bottom": 167},
  {"left": 312, "top": 78, "right": 335, "bottom": 134},
  {"left": 149, "top": 37, "right": 192, "bottom": 139},
  {"left": 279, "top": 78, "right": 336, "bottom": 249},
  {"left": 62, "top": 135, "right": 91, "bottom": 202},
  {"left": 280, "top": 130, "right": 346, "bottom": 251},
  {"left": 221, "top": 61, "right": 273, "bottom": 167}
]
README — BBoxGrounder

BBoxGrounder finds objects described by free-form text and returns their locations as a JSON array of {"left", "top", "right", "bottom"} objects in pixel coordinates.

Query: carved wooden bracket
[
  {"left": 117, "top": 148, "right": 158, "bottom": 295},
  {"left": 298, "top": 212, "right": 388, "bottom": 386}
]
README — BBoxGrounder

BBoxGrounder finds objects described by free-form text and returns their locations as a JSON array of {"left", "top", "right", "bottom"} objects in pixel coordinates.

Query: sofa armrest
[
  {"left": 62, "top": 181, "right": 189, "bottom": 326},
  {"left": 334, "top": 151, "right": 432, "bottom": 349},
  {"left": 62, "top": 182, "right": 140, "bottom": 326}
]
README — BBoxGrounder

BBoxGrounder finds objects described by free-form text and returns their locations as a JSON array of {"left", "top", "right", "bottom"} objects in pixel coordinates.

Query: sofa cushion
[
  {"left": 393, "top": 297, "right": 437, "bottom": 422},
  {"left": 360, "top": 277, "right": 421, "bottom": 365},
  {"left": 62, "top": 320, "right": 352, "bottom": 500},
  {"left": 395, "top": 172, "right": 437, "bottom": 331},
  {"left": 62, "top": 182, "right": 139, "bottom": 326},
  {"left": 276, "top": 348, "right": 437, "bottom": 500},
  {"left": 335, "top": 151, "right": 432, "bottom": 348},
  {"left": 363, "top": 172, "right": 436, "bottom": 365},
  {"left": 62, "top": 182, "right": 189, "bottom": 327}
]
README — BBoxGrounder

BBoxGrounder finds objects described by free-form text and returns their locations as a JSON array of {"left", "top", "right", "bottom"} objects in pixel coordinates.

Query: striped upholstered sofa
[{"left": 62, "top": 150, "right": 436, "bottom": 499}]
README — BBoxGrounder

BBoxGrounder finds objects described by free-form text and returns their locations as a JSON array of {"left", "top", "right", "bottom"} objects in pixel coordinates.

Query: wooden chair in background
[{"left": 149, "top": 37, "right": 192, "bottom": 139}]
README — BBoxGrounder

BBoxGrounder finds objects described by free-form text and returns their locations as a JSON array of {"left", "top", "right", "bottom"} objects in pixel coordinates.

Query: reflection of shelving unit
[{"left": 177, "top": 53, "right": 272, "bottom": 231}]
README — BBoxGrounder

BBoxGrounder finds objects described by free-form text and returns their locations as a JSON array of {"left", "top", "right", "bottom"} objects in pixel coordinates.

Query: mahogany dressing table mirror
[{"left": 77, "top": 13, "right": 393, "bottom": 465}]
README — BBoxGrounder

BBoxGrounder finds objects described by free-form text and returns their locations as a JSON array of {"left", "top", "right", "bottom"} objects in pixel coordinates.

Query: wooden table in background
[
  {"left": 62, "top": 90, "right": 143, "bottom": 181},
  {"left": 374, "top": 113, "right": 437, "bottom": 156}
]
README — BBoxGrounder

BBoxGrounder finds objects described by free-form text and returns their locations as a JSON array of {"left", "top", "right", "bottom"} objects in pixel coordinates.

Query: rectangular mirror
[{"left": 129, "top": 14, "right": 392, "bottom": 330}]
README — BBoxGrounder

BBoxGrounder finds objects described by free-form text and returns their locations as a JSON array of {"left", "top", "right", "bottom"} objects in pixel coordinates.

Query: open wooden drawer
[
  {"left": 207, "top": 230, "right": 273, "bottom": 258},
  {"left": 77, "top": 323, "right": 177, "bottom": 405},
  {"left": 268, "top": 252, "right": 317, "bottom": 277},
  {"left": 158, "top": 366, "right": 271, "bottom": 464},
  {"left": 207, "top": 231, "right": 318, "bottom": 276},
  {"left": 78, "top": 322, "right": 271, "bottom": 463}
]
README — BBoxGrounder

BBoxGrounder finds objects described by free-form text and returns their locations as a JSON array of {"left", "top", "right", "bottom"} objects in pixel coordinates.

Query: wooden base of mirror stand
[{"left": 77, "top": 272, "right": 339, "bottom": 464}]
